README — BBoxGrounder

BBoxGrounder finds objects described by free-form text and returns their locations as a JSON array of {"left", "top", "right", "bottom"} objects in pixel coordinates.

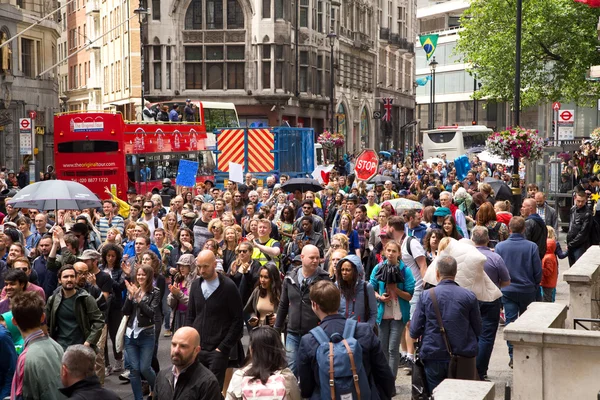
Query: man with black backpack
[{"left": 297, "top": 280, "right": 395, "bottom": 400}]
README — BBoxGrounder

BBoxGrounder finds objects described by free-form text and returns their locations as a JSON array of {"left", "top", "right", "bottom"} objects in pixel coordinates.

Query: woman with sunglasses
[
  {"left": 244, "top": 262, "right": 282, "bottom": 328},
  {"left": 369, "top": 209, "right": 390, "bottom": 252},
  {"left": 324, "top": 233, "right": 349, "bottom": 280},
  {"left": 229, "top": 242, "right": 261, "bottom": 302},
  {"left": 208, "top": 219, "right": 224, "bottom": 247}
]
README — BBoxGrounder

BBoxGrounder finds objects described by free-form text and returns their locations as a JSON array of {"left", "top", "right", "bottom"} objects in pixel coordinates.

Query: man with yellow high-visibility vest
[{"left": 251, "top": 219, "right": 281, "bottom": 269}]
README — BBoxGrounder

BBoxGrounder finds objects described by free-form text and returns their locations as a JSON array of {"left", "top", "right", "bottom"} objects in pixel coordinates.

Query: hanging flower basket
[
  {"left": 590, "top": 127, "right": 600, "bottom": 147},
  {"left": 485, "top": 126, "right": 545, "bottom": 162},
  {"left": 318, "top": 130, "right": 345, "bottom": 149}
]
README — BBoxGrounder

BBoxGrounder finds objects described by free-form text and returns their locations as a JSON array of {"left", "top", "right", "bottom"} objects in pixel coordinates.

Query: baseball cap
[
  {"left": 347, "top": 194, "right": 358, "bottom": 203},
  {"left": 177, "top": 254, "right": 196, "bottom": 267},
  {"left": 78, "top": 249, "right": 101, "bottom": 261},
  {"left": 238, "top": 184, "right": 248, "bottom": 193},
  {"left": 186, "top": 99, "right": 191, "bottom": 102},
  {"left": 292, "top": 255, "right": 302, "bottom": 264},
  {"left": 127, "top": 187, "right": 137, "bottom": 194},
  {"left": 183, "top": 211, "right": 197, "bottom": 219}
]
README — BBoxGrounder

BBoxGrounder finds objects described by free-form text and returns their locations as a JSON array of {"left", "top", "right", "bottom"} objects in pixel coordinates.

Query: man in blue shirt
[
  {"left": 410, "top": 255, "right": 481, "bottom": 393},
  {"left": 495, "top": 216, "right": 542, "bottom": 368},
  {"left": 169, "top": 104, "right": 180, "bottom": 121},
  {"left": 472, "top": 226, "right": 511, "bottom": 380}
]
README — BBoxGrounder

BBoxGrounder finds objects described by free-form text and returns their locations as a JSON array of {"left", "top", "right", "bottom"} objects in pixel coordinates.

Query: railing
[{"left": 379, "top": 27, "right": 390, "bottom": 41}]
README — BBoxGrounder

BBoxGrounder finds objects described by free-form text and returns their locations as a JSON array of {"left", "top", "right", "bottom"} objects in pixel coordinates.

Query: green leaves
[{"left": 456, "top": 0, "right": 600, "bottom": 107}]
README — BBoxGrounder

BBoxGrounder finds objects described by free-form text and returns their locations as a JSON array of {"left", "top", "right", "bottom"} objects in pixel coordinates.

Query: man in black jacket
[
  {"left": 521, "top": 198, "right": 547, "bottom": 261},
  {"left": 297, "top": 280, "right": 395, "bottom": 399},
  {"left": 155, "top": 327, "right": 221, "bottom": 400},
  {"left": 59, "top": 344, "right": 120, "bottom": 400},
  {"left": 274, "top": 244, "right": 330, "bottom": 376},
  {"left": 186, "top": 250, "right": 243, "bottom": 389},
  {"left": 568, "top": 191, "right": 593, "bottom": 266}
]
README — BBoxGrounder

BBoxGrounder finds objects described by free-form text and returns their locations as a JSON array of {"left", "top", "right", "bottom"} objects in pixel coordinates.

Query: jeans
[
  {"left": 162, "top": 287, "right": 171, "bottom": 330},
  {"left": 379, "top": 319, "right": 405, "bottom": 379},
  {"left": 125, "top": 328, "right": 156, "bottom": 400},
  {"left": 502, "top": 291, "right": 536, "bottom": 358},
  {"left": 476, "top": 299, "right": 501, "bottom": 378},
  {"left": 423, "top": 359, "right": 449, "bottom": 393},
  {"left": 104, "top": 306, "right": 123, "bottom": 366},
  {"left": 285, "top": 332, "right": 302, "bottom": 376},
  {"left": 568, "top": 246, "right": 587, "bottom": 267},
  {"left": 198, "top": 349, "right": 229, "bottom": 389}
]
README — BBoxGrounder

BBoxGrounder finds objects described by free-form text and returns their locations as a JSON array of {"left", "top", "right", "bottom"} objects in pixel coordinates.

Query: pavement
[{"left": 104, "top": 244, "right": 572, "bottom": 400}]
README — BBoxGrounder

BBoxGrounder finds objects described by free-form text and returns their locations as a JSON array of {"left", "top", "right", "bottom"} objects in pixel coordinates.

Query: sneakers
[
  {"left": 112, "top": 359, "right": 124, "bottom": 373},
  {"left": 119, "top": 370, "right": 131, "bottom": 382},
  {"left": 105, "top": 365, "right": 113, "bottom": 377},
  {"left": 500, "top": 310, "right": 506, "bottom": 326},
  {"left": 508, "top": 358, "right": 513, "bottom": 369},
  {"left": 398, "top": 356, "right": 409, "bottom": 370},
  {"left": 142, "top": 381, "right": 150, "bottom": 396},
  {"left": 163, "top": 330, "right": 172, "bottom": 337},
  {"left": 404, "top": 358, "right": 414, "bottom": 375}
]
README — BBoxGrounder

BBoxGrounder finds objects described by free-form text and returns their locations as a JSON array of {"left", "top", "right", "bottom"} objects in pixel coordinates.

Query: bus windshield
[{"left": 463, "top": 131, "right": 489, "bottom": 153}]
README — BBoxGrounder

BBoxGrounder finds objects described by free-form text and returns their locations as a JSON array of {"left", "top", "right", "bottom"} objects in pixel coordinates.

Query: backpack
[
  {"left": 487, "top": 222, "right": 501, "bottom": 249},
  {"left": 310, "top": 319, "right": 371, "bottom": 400},
  {"left": 241, "top": 372, "right": 287, "bottom": 400}
]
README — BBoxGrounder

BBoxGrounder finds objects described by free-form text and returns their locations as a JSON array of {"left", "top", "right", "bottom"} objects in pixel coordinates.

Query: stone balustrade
[
  {"left": 504, "top": 302, "right": 600, "bottom": 399},
  {"left": 563, "top": 245, "right": 600, "bottom": 329},
  {"left": 432, "top": 379, "right": 495, "bottom": 399}
]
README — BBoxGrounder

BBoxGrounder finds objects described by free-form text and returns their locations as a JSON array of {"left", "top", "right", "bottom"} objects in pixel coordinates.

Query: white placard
[
  {"left": 558, "top": 126, "right": 574, "bottom": 141},
  {"left": 229, "top": 162, "right": 244, "bottom": 183}
]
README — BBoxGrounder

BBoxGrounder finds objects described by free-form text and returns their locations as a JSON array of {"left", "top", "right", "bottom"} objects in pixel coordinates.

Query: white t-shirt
[{"left": 401, "top": 236, "right": 426, "bottom": 290}]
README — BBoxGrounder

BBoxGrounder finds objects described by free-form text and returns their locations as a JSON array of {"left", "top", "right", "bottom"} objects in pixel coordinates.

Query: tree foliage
[{"left": 456, "top": 0, "right": 600, "bottom": 108}]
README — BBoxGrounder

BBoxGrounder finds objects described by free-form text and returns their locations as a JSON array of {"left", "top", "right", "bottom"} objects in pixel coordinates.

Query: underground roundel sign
[{"left": 354, "top": 149, "right": 379, "bottom": 181}]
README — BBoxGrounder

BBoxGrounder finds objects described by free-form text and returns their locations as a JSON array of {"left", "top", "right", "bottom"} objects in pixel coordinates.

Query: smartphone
[{"left": 248, "top": 316, "right": 259, "bottom": 324}]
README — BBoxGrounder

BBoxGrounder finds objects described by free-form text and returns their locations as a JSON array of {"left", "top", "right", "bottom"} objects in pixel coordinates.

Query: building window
[
  {"left": 275, "top": 0, "right": 283, "bottom": 19},
  {"left": 166, "top": 47, "right": 172, "bottom": 90},
  {"left": 262, "top": 0, "right": 271, "bottom": 18},
  {"left": 262, "top": 44, "right": 271, "bottom": 89},
  {"left": 227, "top": 0, "right": 244, "bottom": 28},
  {"left": 207, "top": 0, "right": 224, "bottom": 29},
  {"left": 185, "top": 46, "right": 203, "bottom": 89},
  {"left": 316, "top": 54, "right": 323, "bottom": 96},
  {"left": 21, "top": 38, "right": 35, "bottom": 78},
  {"left": 185, "top": 0, "right": 203, "bottom": 29},
  {"left": 317, "top": 1, "right": 323, "bottom": 33},
  {"left": 299, "top": 50, "right": 308, "bottom": 92},
  {"left": 153, "top": 45, "right": 162, "bottom": 90},
  {"left": 300, "top": 0, "right": 308, "bottom": 28},
  {"left": 152, "top": 0, "right": 161, "bottom": 20},
  {"left": 227, "top": 63, "right": 244, "bottom": 89},
  {"left": 275, "top": 45, "right": 283, "bottom": 89},
  {"left": 207, "top": 64, "right": 223, "bottom": 89}
]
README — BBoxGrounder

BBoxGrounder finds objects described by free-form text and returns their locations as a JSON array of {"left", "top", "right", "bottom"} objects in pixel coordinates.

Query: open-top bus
[{"left": 54, "top": 111, "right": 216, "bottom": 199}]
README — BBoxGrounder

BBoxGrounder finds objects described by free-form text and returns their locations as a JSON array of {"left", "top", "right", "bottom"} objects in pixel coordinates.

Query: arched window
[
  {"left": 360, "top": 107, "right": 369, "bottom": 148},
  {"left": 227, "top": 0, "right": 244, "bottom": 29},
  {"left": 184, "top": 0, "right": 202, "bottom": 30}
]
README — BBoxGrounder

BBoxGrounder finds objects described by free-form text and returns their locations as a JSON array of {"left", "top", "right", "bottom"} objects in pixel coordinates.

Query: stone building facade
[{"left": 0, "top": 0, "right": 60, "bottom": 174}]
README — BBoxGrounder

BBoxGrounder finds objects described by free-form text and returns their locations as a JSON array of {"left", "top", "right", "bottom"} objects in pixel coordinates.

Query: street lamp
[
  {"left": 327, "top": 32, "right": 337, "bottom": 133},
  {"left": 513, "top": 0, "right": 523, "bottom": 211},
  {"left": 429, "top": 57, "right": 438, "bottom": 129},
  {"left": 133, "top": 4, "right": 149, "bottom": 119}
]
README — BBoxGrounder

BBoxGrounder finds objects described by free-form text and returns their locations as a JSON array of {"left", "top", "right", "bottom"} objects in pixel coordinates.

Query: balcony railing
[{"left": 380, "top": 27, "right": 390, "bottom": 41}]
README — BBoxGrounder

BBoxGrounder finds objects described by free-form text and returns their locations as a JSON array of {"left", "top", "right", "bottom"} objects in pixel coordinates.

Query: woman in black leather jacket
[{"left": 123, "top": 264, "right": 161, "bottom": 400}]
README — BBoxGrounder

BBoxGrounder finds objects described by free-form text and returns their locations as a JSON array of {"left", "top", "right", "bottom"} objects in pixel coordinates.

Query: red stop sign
[{"left": 354, "top": 149, "right": 379, "bottom": 181}]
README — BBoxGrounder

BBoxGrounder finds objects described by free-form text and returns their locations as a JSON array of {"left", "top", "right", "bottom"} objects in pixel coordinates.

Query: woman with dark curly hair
[{"left": 244, "top": 262, "right": 282, "bottom": 328}]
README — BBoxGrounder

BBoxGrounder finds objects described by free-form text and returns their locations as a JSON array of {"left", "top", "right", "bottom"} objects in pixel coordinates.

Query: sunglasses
[
  {"left": 330, "top": 244, "right": 341, "bottom": 249},
  {"left": 237, "top": 249, "right": 249, "bottom": 254}
]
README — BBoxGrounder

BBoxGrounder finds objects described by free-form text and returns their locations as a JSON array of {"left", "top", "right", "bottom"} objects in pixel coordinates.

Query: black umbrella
[
  {"left": 368, "top": 175, "right": 398, "bottom": 185},
  {"left": 281, "top": 178, "right": 323, "bottom": 193},
  {"left": 8, "top": 180, "right": 102, "bottom": 210},
  {"left": 374, "top": 262, "right": 405, "bottom": 284},
  {"left": 484, "top": 177, "right": 512, "bottom": 202}
]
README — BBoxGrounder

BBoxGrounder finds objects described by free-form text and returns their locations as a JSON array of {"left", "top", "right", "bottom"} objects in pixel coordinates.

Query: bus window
[
  {"left": 57, "top": 140, "right": 119, "bottom": 153},
  {"left": 463, "top": 132, "right": 488, "bottom": 153},
  {"left": 204, "top": 108, "right": 240, "bottom": 132},
  {"left": 426, "top": 132, "right": 456, "bottom": 144}
]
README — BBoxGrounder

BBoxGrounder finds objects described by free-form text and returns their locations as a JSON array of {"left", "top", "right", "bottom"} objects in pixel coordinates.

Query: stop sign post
[{"left": 354, "top": 149, "right": 379, "bottom": 181}]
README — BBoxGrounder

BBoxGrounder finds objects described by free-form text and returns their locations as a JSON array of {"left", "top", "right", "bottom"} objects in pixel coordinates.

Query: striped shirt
[{"left": 96, "top": 215, "right": 125, "bottom": 242}]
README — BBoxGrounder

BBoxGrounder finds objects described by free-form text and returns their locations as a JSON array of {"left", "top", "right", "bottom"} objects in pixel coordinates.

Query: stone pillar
[
  {"left": 563, "top": 246, "right": 600, "bottom": 329},
  {"left": 433, "top": 380, "right": 495, "bottom": 400}
]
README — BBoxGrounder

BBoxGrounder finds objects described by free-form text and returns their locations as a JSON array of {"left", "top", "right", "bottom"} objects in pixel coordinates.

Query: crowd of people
[{"left": 0, "top": 151, "right": 593, "bottom": 400}]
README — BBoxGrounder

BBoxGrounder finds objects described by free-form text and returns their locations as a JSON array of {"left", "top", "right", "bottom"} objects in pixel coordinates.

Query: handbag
[
  {"left": 411, "top": 340, "right": 430, "bottom": 400},
  {"left": 430, "top": 289, "right": 478, "bottom": 381},
  {"left": 115, "top": 315, "right": 130, "bottom": 353}
]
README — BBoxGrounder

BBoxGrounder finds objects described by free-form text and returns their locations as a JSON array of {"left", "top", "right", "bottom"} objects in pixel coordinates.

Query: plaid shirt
[{"left": 354, "top": 218, "right": 376, "bottom": 253}]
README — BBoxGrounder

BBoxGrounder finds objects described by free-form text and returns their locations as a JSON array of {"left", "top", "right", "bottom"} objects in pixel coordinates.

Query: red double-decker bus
[{"left": 54, "top": 111, "right": 215, "bottom": 200}]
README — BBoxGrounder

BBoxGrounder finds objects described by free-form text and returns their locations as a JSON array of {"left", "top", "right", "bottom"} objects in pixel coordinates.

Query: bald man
[
  {"left": 274, "top": 244, "right": 331, "bottom": 376},
  {"left": 185, "top": 250, "right": 243, "bottom": 388},
  {"left": 155, "top": 327, "right": 221, "bottom": 399},
  {"left": 521, "top": 197, "right": 547, "bottom": 261}
]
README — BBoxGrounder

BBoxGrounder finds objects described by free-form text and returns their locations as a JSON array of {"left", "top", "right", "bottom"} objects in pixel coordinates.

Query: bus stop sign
[{"left": 354, "top": 149, "right": 379, "bottom": 181}]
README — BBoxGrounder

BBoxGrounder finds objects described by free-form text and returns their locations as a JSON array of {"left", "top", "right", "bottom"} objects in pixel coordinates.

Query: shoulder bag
[{"left": 430, "top": 289, "right": 478, "bottom": 381}]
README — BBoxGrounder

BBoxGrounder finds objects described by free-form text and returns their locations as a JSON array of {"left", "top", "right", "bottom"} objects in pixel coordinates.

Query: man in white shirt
[{"left": 138, "top": 200, "right": 163, "bottom": 241}]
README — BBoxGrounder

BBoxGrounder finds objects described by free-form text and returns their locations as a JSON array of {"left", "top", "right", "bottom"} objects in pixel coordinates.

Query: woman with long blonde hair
[{"left": 162, "top": 212, "right": 179, "bottom": 243}]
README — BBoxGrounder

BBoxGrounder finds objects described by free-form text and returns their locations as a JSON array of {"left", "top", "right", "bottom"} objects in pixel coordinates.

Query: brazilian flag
[{"left": 419, "top": 34, "right": 439, "bottom": 61}]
